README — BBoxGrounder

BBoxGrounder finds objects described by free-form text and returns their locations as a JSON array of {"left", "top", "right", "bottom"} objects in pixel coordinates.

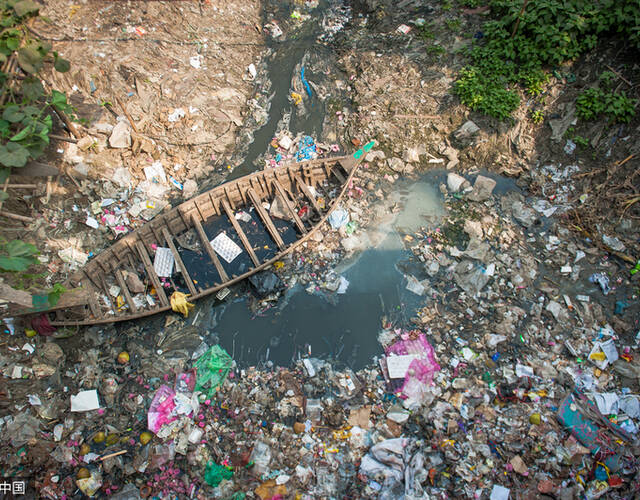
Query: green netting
[
  {"left": 204, "top": 461, "right": 233, "bottom": 487},
  {"left": 194, "top": 345, "right": 233, "bottom": 398},
  {"left": 228, "top": 493, "right": 246, "bottom": 500}
]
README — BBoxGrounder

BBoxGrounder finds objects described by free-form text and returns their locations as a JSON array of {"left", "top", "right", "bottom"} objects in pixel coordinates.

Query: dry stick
[
  {"left": 0, "top": 210, "right": 34, "bottom": 223},
  {"left": 510, "top": 0, "right": 530, "bottom": 38},
  {"left": 49, "top": 133, "right": 78, "bottom": 144},
  {"left": 0, "top": 57, "right": 16, "bottom": 108},
  {"left": 115, "top": 96, "right": 138, "bottom": 133},
  {"left": 606, "top": 65, "right": 633, "bottom": 87},
  {"left": 52, "top": 107, "right": 80, "bottom": 139},
  {"left": 40, "top": 79, "right": 81, "bottom": 139},
  {"left": 99, "top": 449, "right": 127, "bottom": 461},
  {"left": 6, "top": 184, "right": 37, "bottom": 189}
]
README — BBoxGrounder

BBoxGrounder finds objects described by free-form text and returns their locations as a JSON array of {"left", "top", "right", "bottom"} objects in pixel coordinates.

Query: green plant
[
  {"left": 454, "top": 66, "right": 520, "bottom": 120},
  {"left": 530, "top": 109, "right": 544, "bottom": 124},
  {"left": 416, "top": 23, "right": 435, "bottom": 41},
  {"left": 0, "top": 0, "right": 73, "bottom": 173},
  {"left": 441, "top": 0, "right": 453, "bottom": 11},
  {"left": 576, "top": 83, "right": 637, "bottom": 124},
  {"left": 427, "top": 44, "right": 446, "bottom": 56},
  {"left": 446, "top": 18, "right": 462, "bottom": 32},
  {"left": 573, "top": 135, "right": 590, "bottom": 147},
  {"left": 0, "top": 239, "right": 39, "bottom": 272},
  {"left": 47, "top": 282, "right": 66, "bottom": 306},
  {"left": 458, "top": 0, "right": 481, "bottom": 7}
]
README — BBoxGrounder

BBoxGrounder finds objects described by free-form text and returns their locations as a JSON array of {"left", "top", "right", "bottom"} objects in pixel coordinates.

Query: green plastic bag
[
  {"left": 194, "top": 345, "right": 233, "bottom": 398},
  {"left": 204, "top": 461, "right": 233, "bottom": 487}
]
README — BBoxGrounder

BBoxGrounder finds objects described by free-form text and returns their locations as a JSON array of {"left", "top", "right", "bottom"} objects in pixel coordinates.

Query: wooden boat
[{"left": 5, "top": 151, "right": 365, "bottom": 326}]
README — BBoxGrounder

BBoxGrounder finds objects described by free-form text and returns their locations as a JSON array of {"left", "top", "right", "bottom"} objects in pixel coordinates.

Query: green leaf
[
  {"left": 0, "top": 168, "right": 10, "bottom": 184},
  {"left": 21, "top": 105, "right": 40, "bottom": 117},
  {"left": 0, "top": 255, "right": 37, "bottom": 272},
  {"left": 0, "top": 191, "right": 8, "bottom": 202},
  {"left": 9, "top": 124, "right": 33, "bottom": 142},
  {"left": 3, "top": 104, "right": 24, "bottom": 123},
  {"left": 0, "top": 119, "right": 9, "bottom": 137},
  {"left": 0, "top": 53, "right": 6, "bottom": 64},
  {"left": 50, "top": 89, "right": 67, "bottom": 109},
  {"left": 47, "top": 283, "right": 66, "bottom": 306},
  {"left": 21, "top": 78, "right": 44, "bottom": 101},
  {"left": 12, "top": 0, "right": 40, "bottom": 17},
  {"left": 0, "top": 142, "right": 30, "bottom": 167},
  {"left": 5, "top": 239, "right": 38, "bottom": 258},
  {"left": 17, "top": 45, "right": 43, "bottom": 74},
  {"left": 6, "top": 36, "right": 19, "bottom": 51},
  {"left": 53, "top": 55, "right": 70, "bottom": 73}
]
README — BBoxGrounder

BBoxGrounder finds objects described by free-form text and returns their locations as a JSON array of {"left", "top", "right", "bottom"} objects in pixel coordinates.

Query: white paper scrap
[
  {"left": 303, "top": 359, "right": 316, "bottom": 377},
  {"left": 85, "top": 216, "right": 99, "bottom": 229},
  {"left": 210, "top": 233, "right": 243, "bottom": 263},
  {"left": 593, "top": 392, "right": 619, "bottom": 415},
  {"left": 71, "top": 390, "right": 100, "bottom": 412},
  {"left": 490, "top": 485, "right": 510, "bottom": 500},
  {"left": 620, "top": 395, "right": 640, "bottom": 418},
  {"left": 153, "top": 247, "right": 175, "bottom": 278},
  {"left": 588, "top": 338, "right": 619, "bottom": 369},
  {"left": 144, "top": 161, "right": 167, "bottom": 183},
  {"left": 386, "top": 355, "right": 418, "bottom": 379},
  {"left": 515, "top": 364, "right": 534, "bottom": 378},
  {"left": 28, "top": 394, "right": 42, "bottom": 406}
]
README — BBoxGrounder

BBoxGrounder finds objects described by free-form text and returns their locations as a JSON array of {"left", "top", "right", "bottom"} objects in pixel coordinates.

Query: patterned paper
[
  {"left": 210, "top": 233, "right": 243, "bottom": 263},
  {"left": 153, "top": 247, "right": 175, "bottom": 278}
]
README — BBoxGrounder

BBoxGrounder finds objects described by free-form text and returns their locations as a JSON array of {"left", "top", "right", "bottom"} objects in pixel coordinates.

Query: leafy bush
[
  {"left": 454, "top": 0, "right": 640, "bottom": 120},
  {"left": 576, "top": 87, "right": 637, "bottom": 123},
  {"left": 454, "top": 67, "right": 520, "bottom": 119},
  {"left": 0, "top": 0, "right": 73, "bottom": 172}
]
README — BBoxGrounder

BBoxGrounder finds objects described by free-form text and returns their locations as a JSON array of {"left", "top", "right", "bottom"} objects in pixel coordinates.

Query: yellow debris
[
  {"left": 291, "top": 92, "right": 302, "bottom": 105},
  {"left": 170, "top": 291, "right": 195, "bottom": 317}
]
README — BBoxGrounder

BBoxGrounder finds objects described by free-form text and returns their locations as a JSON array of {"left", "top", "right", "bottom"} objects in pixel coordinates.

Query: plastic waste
[
  {"left": 589, "top": 272, "right": 611, "bottom": 295},
  {"left": 250, "top": 440, "right": 272, "bottom": 476},
  {"left": 328, "top": 207, "right": 349, "bottom": 229},
  {"left": 193, "top": 345, "right": 233, "bottom": 398},
  {"left": 248, "top": 271, "right": 284, "bottom": 298},
  {"left": 147, "top": 385, "right": 178, "bottom": 434},
  {"left": 204, "top": 461, "right": 233, "bottom": 487},
  {"left": 300, "top": 66, "right": 312, "bottom": 99},
  {"left": 170, "top": 291, "right": 195, "bottom": 317}
]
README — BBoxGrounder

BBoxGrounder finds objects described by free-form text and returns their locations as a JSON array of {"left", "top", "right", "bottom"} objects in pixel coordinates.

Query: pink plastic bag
[
  {"left": 147, "top": 384, "right": 177, "bottom": 434},
  {"left": 387, "top": 333, "right": 440, "bottom": 402}
]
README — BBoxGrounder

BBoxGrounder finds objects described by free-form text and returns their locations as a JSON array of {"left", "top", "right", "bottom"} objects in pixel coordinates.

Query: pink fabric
[{"left": 148, "top": 385, "right": 177, "bottom": 433}]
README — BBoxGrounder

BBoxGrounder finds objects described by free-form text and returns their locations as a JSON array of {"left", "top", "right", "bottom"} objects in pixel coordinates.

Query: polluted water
[{"left": 191, "top": 179, "right": 445, "bottom": 369}]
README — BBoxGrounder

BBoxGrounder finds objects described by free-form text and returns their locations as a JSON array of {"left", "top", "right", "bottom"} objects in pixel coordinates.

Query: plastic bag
[
  {"left": 193, "top": 345, "right": 233, "bottom": 398},
  {"left": 204, "top": 461, "right": 233, "bottom": 487},
  {"left": 147, "top": 385, "right": 177, "bottom": 434},
  {"left": 387, "top": 333, "right": 440, "bottom": 406},
  {"left": 328, "top": 207, "right": 349, "bottom": 229},
  {"left": 248, "top": 271, "right": 283, "bottom": 298}
]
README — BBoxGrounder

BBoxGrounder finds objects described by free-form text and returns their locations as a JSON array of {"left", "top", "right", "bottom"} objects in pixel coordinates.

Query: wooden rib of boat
[{"left": 4, "top": 152, "right": 364, "bottom": 326}]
